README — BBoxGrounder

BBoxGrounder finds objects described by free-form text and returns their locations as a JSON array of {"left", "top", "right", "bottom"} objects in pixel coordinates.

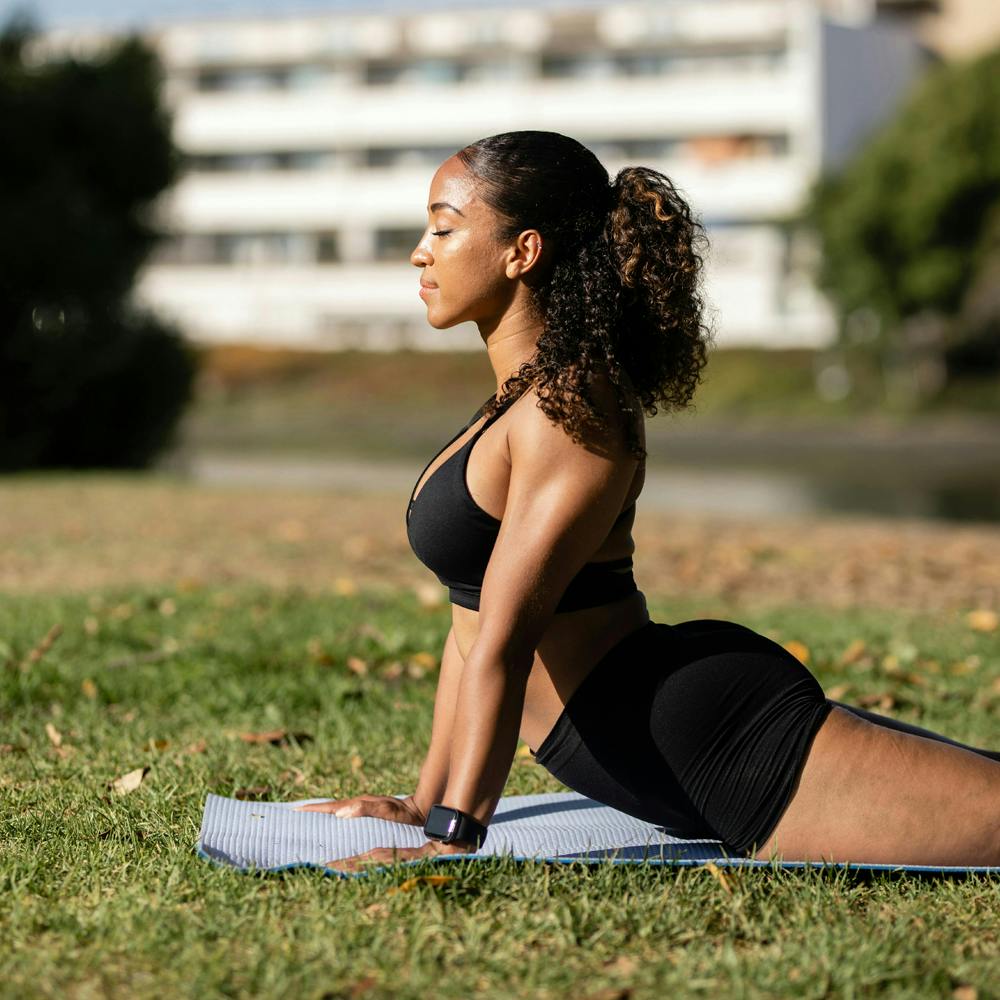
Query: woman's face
[{"left": 410, "top": 156, "right": 515, "bottom": 330}]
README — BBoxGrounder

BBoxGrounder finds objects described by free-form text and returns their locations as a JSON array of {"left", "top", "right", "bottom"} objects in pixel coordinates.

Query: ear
[{"left": 505, "top": 229, "right": 544, "bottom": 279}]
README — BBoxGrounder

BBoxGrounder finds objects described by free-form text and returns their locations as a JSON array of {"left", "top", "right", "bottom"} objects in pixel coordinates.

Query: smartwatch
[{"left": 423, "top": 804, "right": 488, "bottom": 849}]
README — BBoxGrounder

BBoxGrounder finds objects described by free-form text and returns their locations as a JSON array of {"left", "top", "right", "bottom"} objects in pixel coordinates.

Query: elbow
[{"left": 463, "top": 637, "right": 536, "bottom": 681}]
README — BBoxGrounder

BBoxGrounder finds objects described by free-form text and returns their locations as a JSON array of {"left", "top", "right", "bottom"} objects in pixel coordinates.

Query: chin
[{"left": 425, "top": 308, "right": 465, "bottom": 330}]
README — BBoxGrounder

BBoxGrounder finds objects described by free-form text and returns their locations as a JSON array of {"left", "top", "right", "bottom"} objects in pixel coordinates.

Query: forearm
[
  {"left": 411, "top": 626, "right": 464, "bottom": 818},
  {"left": 440, "top": 647, "right": 531, "bottom": 825}
]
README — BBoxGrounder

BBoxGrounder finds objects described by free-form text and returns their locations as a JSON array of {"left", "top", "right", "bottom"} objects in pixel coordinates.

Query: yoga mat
[{"left": 198, "top": 792, "right": 998, "bottom": 877}]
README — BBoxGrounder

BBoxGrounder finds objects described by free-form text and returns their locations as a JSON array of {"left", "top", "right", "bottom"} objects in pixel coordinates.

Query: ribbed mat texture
[{"left": 198, "top": 792, "right": 997, "bottom": 877}]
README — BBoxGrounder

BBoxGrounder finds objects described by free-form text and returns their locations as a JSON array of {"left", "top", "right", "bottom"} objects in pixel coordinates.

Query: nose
[{"left": 410, "top": 236, "right": 432, "bottom": 268}]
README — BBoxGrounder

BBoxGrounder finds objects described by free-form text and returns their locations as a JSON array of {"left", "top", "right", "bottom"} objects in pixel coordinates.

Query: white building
[{"left": 36, "top": 0, "right": 934, "bottom": 350}]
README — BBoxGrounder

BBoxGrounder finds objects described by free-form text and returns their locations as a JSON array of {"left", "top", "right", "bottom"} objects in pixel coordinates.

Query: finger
[
  {"left": 294, "top": 800, "right": 344, "bottom": 813},
  {"left": 326, "top": 849, "right": 388, "bottom": 872}
]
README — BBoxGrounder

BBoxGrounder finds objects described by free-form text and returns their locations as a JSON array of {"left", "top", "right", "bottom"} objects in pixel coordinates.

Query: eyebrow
[{"left": 428, "top": 201, "right": 465, "bottom": 217}]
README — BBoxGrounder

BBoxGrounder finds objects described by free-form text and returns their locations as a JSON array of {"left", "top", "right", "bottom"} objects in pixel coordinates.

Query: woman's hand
[
  {"left": 326, "top": 839, "right": 476, "bottom": 874},
  {"left": 295, "top": 793, "right": 426, "bottom": 825}
]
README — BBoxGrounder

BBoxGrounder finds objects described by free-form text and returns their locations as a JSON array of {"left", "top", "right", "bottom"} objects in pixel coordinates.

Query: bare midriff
[{"left": 452, "top": 586, "right": 651, "bottom": 752}]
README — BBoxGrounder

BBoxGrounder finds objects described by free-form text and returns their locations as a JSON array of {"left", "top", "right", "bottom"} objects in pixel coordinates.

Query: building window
[
  {"left": 681, "top": 133, "right": 789, "bottom": 165},
  {"left": 364, "top": 58, "right": 464, "bottom": 86},
  {"left": 365, "top": 145, "right": 457, "bottom": 169},
  {"left": 152, "top": 231, "right": 341, "bottom": 266},
  {"left": 195, "top": 66, "right": 294, "bottom": 92},
  {"left": 316, "top": 233, "right": 340, "bottom": 263},
  {"left": 374, "top": 228, "right": 421, "bottom": 262},
  {"left": 541, "top": 53, "right": 617, "bottom": 79},
  {"left": 186, "top": 150, "right": 347, "bottom": 172}
]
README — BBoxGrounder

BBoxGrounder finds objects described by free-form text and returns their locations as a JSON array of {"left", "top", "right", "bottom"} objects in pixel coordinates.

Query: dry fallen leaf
[
  {"left": 346, "top": 975, "right": 378, "bottom": 998},
  {"left": 21, "top": 624, "right": 63, "bottom": 671},
  {"left": 238, "top": 729, "right": 313, "bottom": 747},
  {"left": 409, "top": 651, "right": 438, "bottom": 670},
  {"left": 81, "top": 678, "right": 98, "bottom": 700},
  {"left": 582, "top": 988, "right": 633, "bottom": 1000},
  {"left": 881, "top": 654, "right": 901, "bottom": 674},
  {"left": 839, "top": 638, "right": 868, "bottom": 665},
  {"left": 949, "top": 658, "right": 980, "bottom": 677},
  {"left": 235, "top": 786, "right": 272, "bottom": 801},
  {"left": 966, "top": 610, "right": 998, "bottom": 633},
  {"left": 602, "top": 956, "right": 638, "bottom": 976},
  {"left": 782, "top": 640, "right": 811, "bottom": 666},
  {"left": 144, "top": 739, "right": 169, "bottom": 751},
  {"left": 826, "top": 683, "right": 852, "bottom": 701},
  {"left": 857, "top": 692, "right": 896, "bottom": 711},
  {"left": 702, "top": 861, "right": 733, "bottom": 894},
  {"left": 386, "top": 875, "right": 456, "bottom": 894},
  {"left": 346, "top": 656, "right": 368, "bottom": 677},
  {"left": 350, "top": 753, "right": 364, "bottom": 775},
  {"left": 183, "top": 739, "right": 208, "bottom": 755},
  {"left": 240, "top": 728, "right": 288, "bottom": 744},
  {"left": 380, "top": 661, "right": 404, "bottom": 680},
  {"left": 110, "top": 766, "right": 149, "bottom": 795},
  {"left": 45, "top": 722, "right": 62, "bottom": 748},
  {"left": 306, "top": 638, "right": 335, "bottom": 665},
  {"left": 414, "top": 582, "right": 444, "bottom": 609}
]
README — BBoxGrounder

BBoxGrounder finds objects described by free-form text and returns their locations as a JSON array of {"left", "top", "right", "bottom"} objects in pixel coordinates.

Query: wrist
[
  {"left": 430, "top": 840, "right": 479, "bottom": 854},
  {"left": 401, "top": 794, "right": 429, "bottom": 824},
  {"left": 422, "top": 803, "right": 489, "bottom": 849}
]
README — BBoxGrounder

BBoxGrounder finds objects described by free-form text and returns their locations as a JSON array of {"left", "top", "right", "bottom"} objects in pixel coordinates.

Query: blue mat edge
[{"left": 195, "top": 843, "right": 1000, "bottom": 880}]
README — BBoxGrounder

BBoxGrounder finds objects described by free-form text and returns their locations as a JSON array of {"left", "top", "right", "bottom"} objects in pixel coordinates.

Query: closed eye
[{"left": 432, "top": 230, "right": 452, "bottom": 237}]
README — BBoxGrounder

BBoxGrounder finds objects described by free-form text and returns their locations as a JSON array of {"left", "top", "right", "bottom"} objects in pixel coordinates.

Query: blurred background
[{"left": 2, "top": 0, "right": 999, "bottom": 524}]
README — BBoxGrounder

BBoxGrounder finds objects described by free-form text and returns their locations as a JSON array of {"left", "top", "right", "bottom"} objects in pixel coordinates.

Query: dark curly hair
[{"left": 456, "top": 130, "right": 713, "bottom": 461}]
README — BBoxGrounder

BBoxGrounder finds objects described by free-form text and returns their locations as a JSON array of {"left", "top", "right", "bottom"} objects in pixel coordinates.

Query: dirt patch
[{"left": 2, "top": 476, "right": 998, "bottom": 613}]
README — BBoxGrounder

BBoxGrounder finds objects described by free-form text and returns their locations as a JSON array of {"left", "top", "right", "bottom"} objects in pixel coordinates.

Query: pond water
[{"left": 177, "top": 449, "right": 1000, "bottom": 524}]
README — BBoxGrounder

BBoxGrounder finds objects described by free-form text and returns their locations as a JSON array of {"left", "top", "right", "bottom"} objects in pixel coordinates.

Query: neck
[{"left": 477, "top": 299, "right": 542, "bottom": 395}]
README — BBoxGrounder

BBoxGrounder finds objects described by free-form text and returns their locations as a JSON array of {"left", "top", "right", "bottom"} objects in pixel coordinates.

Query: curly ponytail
[{"left": 456, "top": 132, "right": 713, "bottom": 461}]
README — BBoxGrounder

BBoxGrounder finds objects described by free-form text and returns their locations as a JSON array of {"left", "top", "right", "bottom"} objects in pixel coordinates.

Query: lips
[{"left": 420, "top": 281, "right": 438, "bottom": 289}]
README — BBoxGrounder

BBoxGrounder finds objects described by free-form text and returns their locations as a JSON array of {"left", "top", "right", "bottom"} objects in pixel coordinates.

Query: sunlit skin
[{"left": 301, "top": 155, "right": 1000, "bottom": 874}]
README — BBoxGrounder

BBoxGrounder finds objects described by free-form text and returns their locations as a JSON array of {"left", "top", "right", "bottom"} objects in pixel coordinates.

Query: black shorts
[{"left": 532, "top": 619, "right": 833, "bottom": 855}]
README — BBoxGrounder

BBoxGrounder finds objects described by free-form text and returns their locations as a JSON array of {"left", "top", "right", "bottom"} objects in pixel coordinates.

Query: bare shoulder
[{"left": 508, "top": 372, "right": 640, "bottom": 468}]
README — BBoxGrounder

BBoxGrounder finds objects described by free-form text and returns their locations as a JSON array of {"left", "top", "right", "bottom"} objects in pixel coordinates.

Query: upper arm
[{"left": 473, "top": 384, "right": 638, "bottom": 666}]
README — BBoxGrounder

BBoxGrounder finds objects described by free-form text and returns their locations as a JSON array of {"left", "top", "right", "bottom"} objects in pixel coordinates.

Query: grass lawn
[
  {"left": 2, "top": 475, "right": 998, "bottom": 998},
  {"left": 2, "top": 572, "right": 999, "bottom": 998}
]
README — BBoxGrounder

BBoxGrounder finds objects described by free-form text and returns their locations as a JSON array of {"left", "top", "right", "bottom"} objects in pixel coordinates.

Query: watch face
[{"left": 424, "top": 805, "right": 458, "bottom": 841}]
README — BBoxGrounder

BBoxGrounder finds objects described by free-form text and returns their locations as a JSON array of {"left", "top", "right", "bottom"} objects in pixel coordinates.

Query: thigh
[
  {"left": 834, "top": 701, "right": 1000, "bottom": 762},
  {"left": 755, "top": 706, "right": 1000, "bottom": 866}
]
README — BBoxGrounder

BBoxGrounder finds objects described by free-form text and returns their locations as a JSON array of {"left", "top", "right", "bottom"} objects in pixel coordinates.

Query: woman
[{"left": 301, "top": 131, "right": 1000, "bottom": 869}]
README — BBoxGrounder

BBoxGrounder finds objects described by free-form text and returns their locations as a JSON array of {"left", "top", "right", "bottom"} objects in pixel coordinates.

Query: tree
[
  {"left": 0, "top": 14, "right": 196, "bottom": 469},
  {"left": 804, "top": 45, "right": 1000, "bottom": 403}
]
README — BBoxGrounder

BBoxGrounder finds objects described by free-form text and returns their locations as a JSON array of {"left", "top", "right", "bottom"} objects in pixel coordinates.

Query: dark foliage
[
  {"left": 0, "top": 16, "right": 195, "bottom": 470},
  {"left": 804, "top": 46, "right": 1000, "bottom": 384}
]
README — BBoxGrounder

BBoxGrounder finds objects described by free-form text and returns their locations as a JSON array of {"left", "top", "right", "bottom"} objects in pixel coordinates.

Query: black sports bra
[{"left": 406, "top": 396, "right": 638, "bottom": 612}]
